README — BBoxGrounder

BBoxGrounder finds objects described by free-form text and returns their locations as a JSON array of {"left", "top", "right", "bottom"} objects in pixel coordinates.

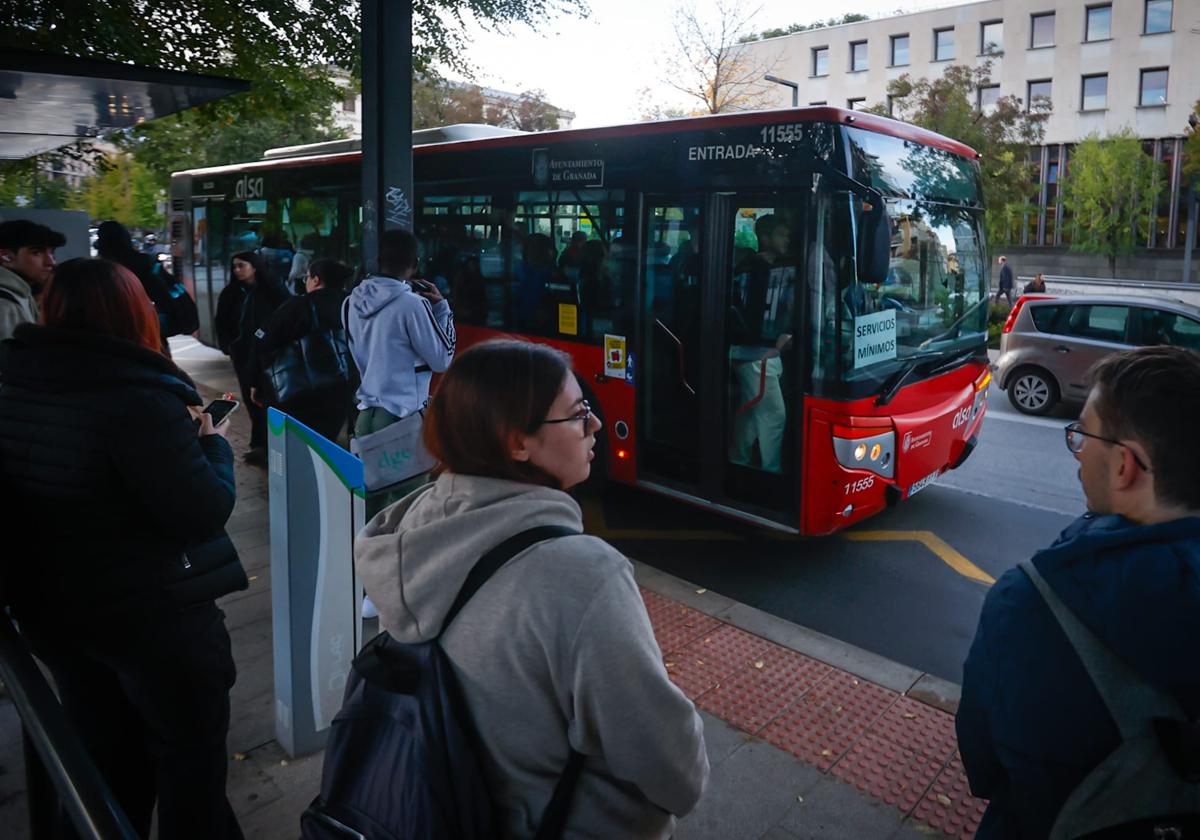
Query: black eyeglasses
[
  {"left": 541, "top": 400, "right": 593, "bottom": 434},
  {"left": 1063, "top": 422, "right": 1150, "bottom": 471}
]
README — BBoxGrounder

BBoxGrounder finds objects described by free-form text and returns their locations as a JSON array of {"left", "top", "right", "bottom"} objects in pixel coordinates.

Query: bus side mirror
[{"left": 857, "top": 201, "right": 891, "bottom": 285}]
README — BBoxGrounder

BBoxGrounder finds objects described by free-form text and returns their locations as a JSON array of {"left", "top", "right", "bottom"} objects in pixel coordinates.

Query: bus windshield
[{"left": 811, "top": 179, "right": 987, "bottom": 398}]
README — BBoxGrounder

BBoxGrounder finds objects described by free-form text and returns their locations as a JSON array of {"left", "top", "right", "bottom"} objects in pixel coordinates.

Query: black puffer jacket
[{"left": 0, "top": 325, "right": 247, "bottom": 621}]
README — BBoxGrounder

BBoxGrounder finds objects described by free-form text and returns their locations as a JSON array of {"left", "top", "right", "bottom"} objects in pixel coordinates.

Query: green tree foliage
[
  {"left": 1184, "top": 100, "right": 1200, "bottom": 188},
  {"left": 414, "top": 76, "right": 486, "bottom": 130},
  {"left": 485, "top": 90, "right": 561, "bottom": 131},
  {"left": 867, "top": 63, "right": 1047, "bottom": 245},
  {"left": 79, "top": 154, "right": 164, "bottom": 229},
  {"left": 1059, "top": 131, "right": 1161, "bottom": 277},
  {"left": 739, "top": 13, "right": 870, "bottom": 43},
  {"left": 2, "top": 1, "right": 587, "bottom": 186}
]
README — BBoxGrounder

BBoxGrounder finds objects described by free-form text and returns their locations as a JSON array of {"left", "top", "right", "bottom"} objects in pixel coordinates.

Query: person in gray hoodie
[
  {"left": 346, "top": 229, "right": 456, "bottom": 518},
  {"left": 355, "top": 339, "right": 709, "bottom": 839},
  {"left": 0, "top": 219, "right": 64, "bottom": 339}
]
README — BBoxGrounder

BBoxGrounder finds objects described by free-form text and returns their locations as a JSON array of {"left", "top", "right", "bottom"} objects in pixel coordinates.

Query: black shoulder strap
[
  {"left": 0, "top": 287, "right": 20, "bottom": 305},
  {"left": 442, "top": 525, "right": 580, "bottom": 634}
]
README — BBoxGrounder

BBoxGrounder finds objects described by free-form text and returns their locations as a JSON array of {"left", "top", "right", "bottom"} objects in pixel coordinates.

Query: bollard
[{"left": 267, "top": 408, "right": 365, "bottom": 758}]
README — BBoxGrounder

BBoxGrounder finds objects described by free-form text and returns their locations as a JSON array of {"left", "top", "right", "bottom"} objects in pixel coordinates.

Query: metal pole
[
  {"left": 1184, "top": 184, "right": 1196, "bottom": 285},
  {"left": 361, "top": 0, "right": 413, "bottom": 276},
  {"left": 764, "top": 74, "right": 799, "bottom": 108}
]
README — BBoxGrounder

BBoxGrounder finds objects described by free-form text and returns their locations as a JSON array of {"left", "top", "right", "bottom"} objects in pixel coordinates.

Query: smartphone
[{"left": 202, "top": 398, "right": 240, "bottom": 426}]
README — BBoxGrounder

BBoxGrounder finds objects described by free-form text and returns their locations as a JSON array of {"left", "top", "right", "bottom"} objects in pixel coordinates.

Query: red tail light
[{"left": 1002, "top": 295, "right": 1056, "bottom": 334}]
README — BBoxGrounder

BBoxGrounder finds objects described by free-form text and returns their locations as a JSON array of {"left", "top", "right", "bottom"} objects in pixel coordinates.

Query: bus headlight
[{"left": 832, "top": 426, "right": 895, "bottom": 479}]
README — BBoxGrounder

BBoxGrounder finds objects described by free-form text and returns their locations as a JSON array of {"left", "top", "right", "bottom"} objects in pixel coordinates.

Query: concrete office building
[{"left": 741, "top": 0, "right": 1199, "bottom": 279}]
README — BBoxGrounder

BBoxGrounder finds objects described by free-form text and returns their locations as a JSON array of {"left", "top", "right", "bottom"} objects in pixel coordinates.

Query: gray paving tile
[
  {"left": 759, "top": 827, "right": 802, "bottom": 840},
  {"left": 676, "top": 739, "right": 823, "bottom": 840},
  {"left": 699, "top": 710, "right": 753, "bottom": 769},
  {"left": 778, "top": 776, "right": 906, "bottom": 839}
]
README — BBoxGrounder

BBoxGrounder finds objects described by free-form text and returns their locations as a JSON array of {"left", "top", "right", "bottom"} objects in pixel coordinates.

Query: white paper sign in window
[{"left": 854, "top": 309, "right": 898, "bottom": 369}]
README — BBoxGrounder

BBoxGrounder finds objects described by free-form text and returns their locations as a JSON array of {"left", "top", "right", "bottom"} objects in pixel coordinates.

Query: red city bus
[{"left": 171, "top": 107, "right": 990, "bottom": 534}]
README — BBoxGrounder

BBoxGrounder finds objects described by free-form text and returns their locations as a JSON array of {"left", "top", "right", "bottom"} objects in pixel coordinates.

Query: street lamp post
[{"left": 764, "top": 74, "right": 799, "bottom": 108}]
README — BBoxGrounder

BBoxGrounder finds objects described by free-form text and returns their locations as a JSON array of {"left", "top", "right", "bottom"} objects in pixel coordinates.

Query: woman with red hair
[{"left": 0, "top": 258, "right": 247, "bottom": 838}]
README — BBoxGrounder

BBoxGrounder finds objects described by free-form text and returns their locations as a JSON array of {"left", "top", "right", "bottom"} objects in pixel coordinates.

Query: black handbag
[{"left": 263, "top": 298, "right": 353, "bottom": 404}]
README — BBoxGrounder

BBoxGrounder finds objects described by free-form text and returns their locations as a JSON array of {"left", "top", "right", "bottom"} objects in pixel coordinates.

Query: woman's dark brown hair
[
  {"left": 424, "top": 339, "right": 571, "bottom": 487},
  {"left": 41, "top": 258, "right": 163, "bottom": 354}
]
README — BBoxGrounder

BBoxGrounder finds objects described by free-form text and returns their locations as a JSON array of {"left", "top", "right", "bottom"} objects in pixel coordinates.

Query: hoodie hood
[
  {"left": 1034, "top": 512, "right": 1200, "bottom": 692},
  {"left": 0, "top": 265, "right": 34, "bottom": 300},
  {"left": 355, "top": 473, "right": 583, "bottom": 642},
  {"left": 349, "top": 275, "right": 411, "bottom": 320}
]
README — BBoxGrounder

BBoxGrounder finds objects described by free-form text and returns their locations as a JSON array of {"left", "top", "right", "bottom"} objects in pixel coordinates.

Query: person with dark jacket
[
  {"left": 249, "top": 258, "right": 354, "bottom": 442},
  {"left": 994, "top": 255, "right": 1014, "bottom": 305},
  {"left": 214, "top": 250, "right": 288, "bottom": 464},
  {"left": 0, "top": 258, "right": 247, "bottom": 840},
  {"left": 96, "top": 220, "right": 177, "bottom": 353},
  {"left": 957, "top": 345, "right": 1200, "bottom": 839}
]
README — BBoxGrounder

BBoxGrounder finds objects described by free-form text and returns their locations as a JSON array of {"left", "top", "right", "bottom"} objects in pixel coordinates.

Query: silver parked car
[{"left": 995, "top": 294, "right": 1200, "bottom": 415}]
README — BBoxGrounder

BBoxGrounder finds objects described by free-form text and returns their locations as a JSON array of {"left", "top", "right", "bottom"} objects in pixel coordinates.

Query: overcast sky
[{"left": 451, "top": 0, "right": 968, "bottom": 127}]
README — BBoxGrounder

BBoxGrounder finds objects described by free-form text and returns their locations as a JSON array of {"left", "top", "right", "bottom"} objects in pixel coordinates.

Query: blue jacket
[
  {"left": 345, "top": 276, "right": 455, "bottom": 419},
  {"left": 957, "top": 513, "right": 1200, "bottom": 838}
]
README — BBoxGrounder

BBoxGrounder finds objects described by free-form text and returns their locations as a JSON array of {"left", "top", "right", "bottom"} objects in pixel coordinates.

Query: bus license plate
[{"left": 906, "top": 470, "right": 941, "bottom": 498}]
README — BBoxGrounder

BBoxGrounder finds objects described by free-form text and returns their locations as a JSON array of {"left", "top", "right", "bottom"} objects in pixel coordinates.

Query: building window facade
[
  {"left": 887, "top": 94, "right": 906, "bottom": 116},
  {"left": 813, "top": 46, "right": 829, "bottom": 76},
  {"left": 1030, "top": 13, "right": 1055, "bottom": 47},
  {"left": 1081, "top": 73, "right": 1108, "bottom": 110},
  {"left": 981, "top": 20, "right": 1004, "bottom": 55},
  {"left": 809, "top": 101, "right": 827, "bottom": 106},
  {"left": 1086, "top": 5, "right": 1111, "bottom": 41},
  {"left": 848, "top": 98, "right": 867, "bottom": 111},
  {"left": 1027, "top": 79, "right": 1052, "bottom": 111},
  {"left": 890, "top": 34, "right": 910, "bottom": 66},
  {"left": 1140, "top": 68, "right": 1169, "bottom": 106},
  {"left": 978, "top": 85, "right": 1000, "bottom": 114},
  {"left": 850, "top": 41, "right": 868, "bottom": 72},
  {"left": 1144, "top": 0, "right": 1172, "bottom": 33},
  {"left": 342, "top": 93, "right": 357, "bottom": 113},
  {"left": 934, "top": 27, "right": 955, "bottom": 61}
]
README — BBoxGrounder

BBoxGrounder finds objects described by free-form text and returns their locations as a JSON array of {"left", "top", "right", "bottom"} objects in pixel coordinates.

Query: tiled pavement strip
[{"left": 0, "top": 340, "right": 988, "bottom": 838}]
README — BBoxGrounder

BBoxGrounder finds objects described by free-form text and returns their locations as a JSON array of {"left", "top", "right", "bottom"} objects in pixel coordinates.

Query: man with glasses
[{"left": 956, "top": 345, "right": 1200, "bottom": 838}]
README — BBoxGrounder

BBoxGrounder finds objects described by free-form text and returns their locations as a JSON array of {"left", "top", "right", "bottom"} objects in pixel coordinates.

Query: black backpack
[
  {"left": 1020, "top": 561, "right": 1200, "bottom": 839},
  {"left": 151, "top": 262, "right": 200, "bottom": 336},
  {"left": 301, "top": 525, "right": 585, "bottom": 840}
]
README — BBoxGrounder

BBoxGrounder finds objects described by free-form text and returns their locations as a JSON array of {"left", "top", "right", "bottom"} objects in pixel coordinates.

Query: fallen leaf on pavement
[
  {"left": 903, "top": 712, "right": 917, "bottom": 719},
  {"left": 233, "top": 752, "right": 248, "bottom": 761},
  {"left": 820, "top": 749, "right": 832, "bottom": 757},
  {"left": 248, "top": 575, "right": 258, "bottom": 582},
  {"left": 753, "top": 660, "right": 764, "bottom": 669},
  {"left": 695, "top": 588, "right": 707, "bottom": 594},
  {"left": 936, "top": 794, "right": 952, "bottom": 806}
]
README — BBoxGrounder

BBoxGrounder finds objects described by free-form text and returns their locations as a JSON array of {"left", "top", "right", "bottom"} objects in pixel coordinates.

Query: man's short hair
[
  {"left": 377, "top": 229, "right": 418, "bottom": 276},
  {"left": 998, "top": 255, "right": 1007, "bottom": 262},
  {"left": 1088, "top": 345, "right": 1200, "bottom": 509},
  {"left": 754, "top": 214, "right": 784, "bottom": 242},
  {"left": 0, "top": 219, "right": 66, "bottom": 252}
]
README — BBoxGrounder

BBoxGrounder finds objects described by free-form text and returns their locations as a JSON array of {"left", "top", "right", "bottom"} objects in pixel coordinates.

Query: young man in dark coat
[
  {"left": 994, "top": 255, "right": 1014, "bottom": 305},
  {"left": 957, "top": 345, "right": 1200, "bottom": 838}
]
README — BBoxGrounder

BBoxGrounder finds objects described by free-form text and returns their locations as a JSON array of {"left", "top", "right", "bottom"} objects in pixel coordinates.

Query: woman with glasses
[{"left": 355, "top": 339, "right": 708, "bottom": 838}]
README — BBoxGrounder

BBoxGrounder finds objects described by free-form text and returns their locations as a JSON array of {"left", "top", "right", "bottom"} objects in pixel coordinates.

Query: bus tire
[
  {"left": 575, "top": 376, "right": 609, "bottom": 496},
  {"left": 1007, "top": 366, "right": 1059, "bottom": 416}
]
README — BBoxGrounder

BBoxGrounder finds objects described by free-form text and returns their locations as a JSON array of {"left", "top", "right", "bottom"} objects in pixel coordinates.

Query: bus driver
[{"left": 729, "top": 214, "right": 796, "bottom": 474}]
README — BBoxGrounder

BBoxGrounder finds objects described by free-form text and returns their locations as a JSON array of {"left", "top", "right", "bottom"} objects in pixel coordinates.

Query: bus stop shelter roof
[{"left": 0, "top": 49, "right": 249, "bottom": 160}]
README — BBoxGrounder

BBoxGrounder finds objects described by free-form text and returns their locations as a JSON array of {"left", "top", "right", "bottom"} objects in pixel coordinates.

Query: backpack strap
[
  {"left": 0, "top": 286, "right": 21, "bottom": 305},
  {"left": 442, "top": 525, "right": 581, "bottom": 633},
  {"left": 1018, "top": 560, "right": 1186, "bottom": 738}
]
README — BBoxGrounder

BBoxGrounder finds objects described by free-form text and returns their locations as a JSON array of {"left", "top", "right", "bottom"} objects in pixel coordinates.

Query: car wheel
[{"left": 1007, "top": 367, "right": 1059, "bottom": 416}]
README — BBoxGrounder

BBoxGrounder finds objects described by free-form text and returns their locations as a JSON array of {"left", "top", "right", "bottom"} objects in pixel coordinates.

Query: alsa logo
[
  {"left": 902, "top": 430, "right": 933, "bottom": 452},
  {"left": 235, "top": 176, "right": 264, "bottom": 200},
  {"left": 951, "top": 404, "right": 973, "bottom": 430}
]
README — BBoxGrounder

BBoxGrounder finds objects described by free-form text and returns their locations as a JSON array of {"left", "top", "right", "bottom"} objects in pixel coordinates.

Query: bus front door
[{"left": 636, "top": 194, "right": 804, "bottom": 530}]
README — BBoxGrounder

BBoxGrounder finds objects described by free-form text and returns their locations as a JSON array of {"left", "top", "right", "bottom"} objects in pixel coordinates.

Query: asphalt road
[{"left": 591, "top": 377, "right": 1084, "bottom": 685}]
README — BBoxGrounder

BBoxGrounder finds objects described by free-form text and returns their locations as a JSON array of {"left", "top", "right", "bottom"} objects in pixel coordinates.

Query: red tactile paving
[
  {"left": 648, "top": 602, "right": 724, "bottom": 654},
  {"left": 911, "top": 753, "right": 987, "bottom": 840},
  {"left": 662, "top": 624, "right": 772, "bottom": 700},
  {"left": 871, "top": 695, "right": 959, "bottom": 763},
  {"left": 831, "top": 732, "right": 943, "bottom": 815},
  {"left": 639, "top": 587, "right": 676, "bottom": 620},
  {"left": 695, "top": 647, "right": 831, "bottom": 734},
  {"left": 759, "top": 670, "right": 900, "bottom": 770}
]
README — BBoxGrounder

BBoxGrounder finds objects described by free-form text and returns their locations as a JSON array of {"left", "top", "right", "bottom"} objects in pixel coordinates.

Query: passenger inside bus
[{"left": 728, "top": 213, "right": 797, "bottom": 474}]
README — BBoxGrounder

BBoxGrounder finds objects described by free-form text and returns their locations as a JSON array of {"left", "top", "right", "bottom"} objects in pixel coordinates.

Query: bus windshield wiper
[{"left": 874, "top": 358, "right": 925, "bottom": 407}]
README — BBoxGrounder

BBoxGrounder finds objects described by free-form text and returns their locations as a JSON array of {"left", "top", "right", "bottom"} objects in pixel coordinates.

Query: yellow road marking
[{"left": 843, "top": 530, "right": 995, "bottom": 585}]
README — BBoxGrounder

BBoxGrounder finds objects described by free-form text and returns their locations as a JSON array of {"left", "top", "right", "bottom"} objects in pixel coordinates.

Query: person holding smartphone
[{"left": 0, "top": 258, "right": 248, "bottom": 839}]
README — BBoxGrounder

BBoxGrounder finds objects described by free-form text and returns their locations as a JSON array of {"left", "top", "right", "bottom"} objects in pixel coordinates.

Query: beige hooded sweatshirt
[{"left": 355, "top": 473, "right": 709, "bottom": 839}]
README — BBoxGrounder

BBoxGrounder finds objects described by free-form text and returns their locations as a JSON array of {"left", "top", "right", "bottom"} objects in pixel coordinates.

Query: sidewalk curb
[{"left": 632, "top": 561, "right": 962, "bottom": 715}]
